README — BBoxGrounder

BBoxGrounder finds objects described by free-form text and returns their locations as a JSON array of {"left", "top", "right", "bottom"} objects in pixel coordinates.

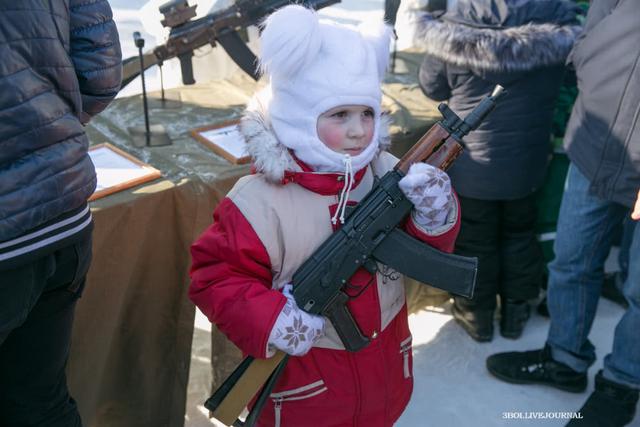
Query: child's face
[{"left": 317, "top": 105, "right": 375, "bottom": 156}]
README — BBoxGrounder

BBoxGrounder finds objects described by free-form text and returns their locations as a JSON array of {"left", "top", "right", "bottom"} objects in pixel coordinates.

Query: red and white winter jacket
[{"left": 189, "top": 109, "right": 460, "bottom": 427}]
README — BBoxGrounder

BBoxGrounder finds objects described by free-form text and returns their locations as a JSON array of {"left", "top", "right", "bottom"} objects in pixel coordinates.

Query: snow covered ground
[
  {"left": 400, "top": 300, "right": 632, "bottom": 427},
  {"left": 186, "top": 297, "right": 632, "bottom": 427}
]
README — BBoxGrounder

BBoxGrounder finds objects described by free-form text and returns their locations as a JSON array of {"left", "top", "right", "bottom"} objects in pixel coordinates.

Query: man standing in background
[
  {"left": 0, "top": 0, "right": 122, "bottom": 425},
  {"left": 487, "top": 0, "right": 640, "bottom": 425}
]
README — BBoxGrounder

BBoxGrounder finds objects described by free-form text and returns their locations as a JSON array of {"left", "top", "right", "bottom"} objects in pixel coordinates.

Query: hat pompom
[
  {"left": 259, "top": 5, "right": 322, "bottom": 79},
  {"left": 358, "top": 21, "right": 393, "bottom": 80}
]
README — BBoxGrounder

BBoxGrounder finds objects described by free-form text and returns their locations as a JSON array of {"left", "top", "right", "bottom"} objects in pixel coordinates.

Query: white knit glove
[
  {"left": 267, "top": 284, "right": 326, "bottom": 356},
  {"left": 398, "top": 163, "right": 454, "bottom": 229}
]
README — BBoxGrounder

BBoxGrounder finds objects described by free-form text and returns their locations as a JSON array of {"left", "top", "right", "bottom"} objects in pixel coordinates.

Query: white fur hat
[{"left": 257, "top": 5, "right": 393, "bottom": 172}]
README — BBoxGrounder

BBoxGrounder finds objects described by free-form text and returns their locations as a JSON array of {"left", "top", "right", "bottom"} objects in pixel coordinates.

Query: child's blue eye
[
  {"left": 363, "top": 109, "right": 374, "bottom": 118},
  {"left": 332, "top": 111, "right": 347, "bottom": 118}
]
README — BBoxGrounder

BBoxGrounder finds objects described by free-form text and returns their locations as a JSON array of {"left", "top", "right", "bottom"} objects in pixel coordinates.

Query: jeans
[
  {"left": 0, "top": 232, "right": 92, "bottom": 427},
  {"left": 547, "top": 164, "right": 640, "bottom": 389}
]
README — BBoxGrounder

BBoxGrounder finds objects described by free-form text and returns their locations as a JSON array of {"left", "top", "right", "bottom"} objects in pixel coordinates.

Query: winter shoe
[
  {"left": 451, "top": 301, "right": 494, "bottom": 342},
  {"left": 566, "top": 370, "right": 639, "bottom": 427},
  {"left": 500, "top": 299, "right": 530, "bottom": 339},
  {"left": 486, "top": 345, "right": 587, "bottom": 393}
]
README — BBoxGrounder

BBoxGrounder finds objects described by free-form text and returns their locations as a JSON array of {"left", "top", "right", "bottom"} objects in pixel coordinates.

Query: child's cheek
[
  {"left": 365, "top": 125, "right": 374, "bottom": 145},
  {"left": 318, "top": 127, "right": 346, "bottom": 152}
]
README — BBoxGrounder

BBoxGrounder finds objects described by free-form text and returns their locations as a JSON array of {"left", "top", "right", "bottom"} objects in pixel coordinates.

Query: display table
[{"left": 67, "top": 50, "right": 441, "bottom": 426}]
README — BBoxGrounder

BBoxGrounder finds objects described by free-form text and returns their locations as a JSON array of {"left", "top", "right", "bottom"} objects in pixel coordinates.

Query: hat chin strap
[
  {"left": 331, "top": 154, "right": 355, "bottom": 225},
  {"left": 293, "top": 129, "right": 380, "bottom": 173},
  {"left": 293, "top": 136, "right": 378, "bottom": 225}
]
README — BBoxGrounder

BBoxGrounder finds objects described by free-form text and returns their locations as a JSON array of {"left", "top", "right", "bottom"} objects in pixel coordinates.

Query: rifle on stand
[
  {"left": 121, "top": 0, "right": 340, "bottom": 89},
  {"left": 205, "top": 85, "right": 506, "bottom": 426}
]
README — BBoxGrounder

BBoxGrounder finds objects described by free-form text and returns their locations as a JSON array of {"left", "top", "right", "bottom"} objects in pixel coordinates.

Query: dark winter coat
[
  {"left": 0, "top": 0, "right": 122, "bottom": 260},
  {"left": 418, "top": 0, "right": 581, "bottom": 200},
  {"left": 563, "top": 0, "right": 640, "bottom": 208}
]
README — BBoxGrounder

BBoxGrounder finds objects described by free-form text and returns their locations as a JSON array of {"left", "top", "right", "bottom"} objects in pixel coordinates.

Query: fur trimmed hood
[
  {"left": 240, "top": 99, "right": 391, "bottom": 184},
  {"left": 418, "top": 0, "right": 582, "bottom": 73}
]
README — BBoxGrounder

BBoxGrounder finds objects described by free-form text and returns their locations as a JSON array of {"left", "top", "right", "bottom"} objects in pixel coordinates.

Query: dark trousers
[
  {"left": 0, "top": 234, "right": 92, "bottom": 427},
  {"left": 454, "top": 195, "right": 544, "bottom": 311}
]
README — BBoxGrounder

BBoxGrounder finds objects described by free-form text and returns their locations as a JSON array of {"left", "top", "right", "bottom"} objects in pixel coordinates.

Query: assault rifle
[
  {"left": 205, "top": 86, "right": 506, "bottom": 426},
  {"left": 121, "top": 0, "right": 340, "bottom": 89}
]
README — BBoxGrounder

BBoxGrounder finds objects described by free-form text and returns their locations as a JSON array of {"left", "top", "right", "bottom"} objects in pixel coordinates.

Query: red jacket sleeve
[
  {"left": 403, "top": 193, "right": 461, "bottom": 253},
  {"left": 189, "top": 198, "right": 286, "bottom": 358}
]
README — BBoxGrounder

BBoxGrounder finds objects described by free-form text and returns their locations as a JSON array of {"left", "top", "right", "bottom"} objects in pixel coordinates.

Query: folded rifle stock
[{"left": 205, "top": 86, "right": 506, "bottom": 426}]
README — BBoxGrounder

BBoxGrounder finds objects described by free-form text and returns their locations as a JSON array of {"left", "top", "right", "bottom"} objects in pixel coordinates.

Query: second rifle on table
[{"left": 121, "top": 0, "right": 340, "bottom": 89}]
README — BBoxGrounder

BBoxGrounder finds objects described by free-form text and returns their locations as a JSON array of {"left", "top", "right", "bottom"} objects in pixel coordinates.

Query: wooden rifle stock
[{"left": 205, "top": 351, "right": 286, "bottom": 426}]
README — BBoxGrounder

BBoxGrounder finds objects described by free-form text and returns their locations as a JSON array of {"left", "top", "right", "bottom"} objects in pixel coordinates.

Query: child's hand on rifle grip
[
  {"left": 267, "top": 284, "right": 326, "bottom": 357},
  {"left": 398, "top": 163, "right": 455, "bottom": 231}
]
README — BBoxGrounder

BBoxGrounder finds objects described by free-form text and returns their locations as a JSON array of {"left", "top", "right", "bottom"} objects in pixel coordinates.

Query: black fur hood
[{"left": 418, "top": 0, "right": 582, "bottom": 75}]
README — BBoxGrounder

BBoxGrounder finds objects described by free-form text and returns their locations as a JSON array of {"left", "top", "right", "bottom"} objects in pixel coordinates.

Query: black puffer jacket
[
  {"left": 564, "top": 0, "right": 640, "bottom": 208},
  {"left": 0, "top": 0, "right": 121, "bottom": 243},
  {"left": 418, "top": 0, "right": 581, "bottom": 200}
]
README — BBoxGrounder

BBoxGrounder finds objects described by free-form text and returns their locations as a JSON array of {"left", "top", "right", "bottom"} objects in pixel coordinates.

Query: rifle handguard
[{"left": 396, "top": 124, "right": 452, "bottom": 174}]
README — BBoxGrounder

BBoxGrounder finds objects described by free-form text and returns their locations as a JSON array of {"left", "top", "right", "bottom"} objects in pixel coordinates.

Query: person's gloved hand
[
  {"left": 267, "top": 284, "right": 325, "bottom": 356},
  {"left": 398, "top": 162, "right": 454, "bottom": 229}
]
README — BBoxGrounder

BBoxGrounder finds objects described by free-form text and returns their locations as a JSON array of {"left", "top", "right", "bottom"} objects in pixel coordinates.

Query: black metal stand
[
  {"left": 134, "top": 31, "right": 151, "bottom": 146},
  {"left": 391, "top": 30, "right": 398, "bottom": 74},
  {"left": 128, "top": 32, "right": 171, "bottom": 147},
  {"left": 159, "top": 62, "right": 166, "bottom": 104}
]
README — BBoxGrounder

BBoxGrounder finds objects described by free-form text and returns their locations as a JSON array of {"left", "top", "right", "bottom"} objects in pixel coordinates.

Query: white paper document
[
  {"left": 89, "top": 146, "right": 155, "bottom": 192},
  {"left": 199, "top": 125, "right": 247, "bottom": 158}
]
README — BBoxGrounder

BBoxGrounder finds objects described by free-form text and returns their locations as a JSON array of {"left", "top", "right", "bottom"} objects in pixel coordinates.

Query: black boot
[
  {"left": 451, "top": 300, "right": 494, "bottom": 342},
  {"left": 486, "top": 345, "right": 587, "bottom": 393},
  {"left": 566, "top": 370, "right": 639, "bottom": 427},
  {"left": 500, "top": 299, "right": 531, "bottom": 339}
]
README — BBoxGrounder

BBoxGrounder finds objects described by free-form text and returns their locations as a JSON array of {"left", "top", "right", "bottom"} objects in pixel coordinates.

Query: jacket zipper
[
  {"left": 274, "top": 398, "right": 282, "bottom": 427},
  {"left": 400, "top": 336, "right": 412, "bottom": 378},
  {"left": 271, "top": 380, "right": 328, "bottom": 427}
]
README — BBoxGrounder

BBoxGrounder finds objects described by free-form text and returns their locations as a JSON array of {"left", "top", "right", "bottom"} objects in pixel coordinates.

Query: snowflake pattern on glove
[
  {"left": 398, "top": 162, "right": 454, "bottom": 229},
  {"left": 268, "top": 284, "right": 325, "bottom": 356},
  {"left": 283, "top": 315, "right": 310, "bottom": 348},
  {"left": 380, "top": 264, "right": 401, "bottom": 285}
]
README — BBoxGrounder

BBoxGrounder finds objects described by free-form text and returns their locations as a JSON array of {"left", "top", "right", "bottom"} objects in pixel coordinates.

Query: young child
[
  {"left": 189, "top": 6, "right": 460, "bottom": 426},
  {"left": 417, "top": 0, "right": 581, "bottom": 341}
]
